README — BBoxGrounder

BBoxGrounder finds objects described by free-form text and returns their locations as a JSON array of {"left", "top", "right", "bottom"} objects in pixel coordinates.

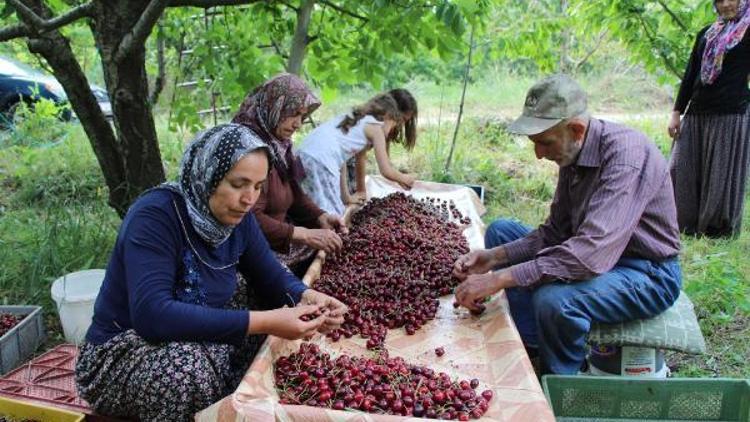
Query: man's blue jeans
[{"left": 485, "top": 219, "right": 682, "bottom": 375}]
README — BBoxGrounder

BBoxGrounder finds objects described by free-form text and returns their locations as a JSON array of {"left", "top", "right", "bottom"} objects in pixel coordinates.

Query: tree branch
[
  {"left": 7, "top": 0, "right": 47, "bottom": 28},
  {"left": 168, "top": 0, "right": 264, "bottom": 7},
  {"left": 317, "top": 0, "right": 367, "bottom": 21},
  {"left": 0, "top": 24, "right": 31, "bottom": 42},
  {"left": 43, "top": 2, "right": 94, "bottom": 29},
  {"left": 279, "top": 1, "right": 298, "bottom": 12},
  {"left": 574, "top": 29, "right": 608, "bottom": 71},
  {"left": 270, "top": 38, "right": 288, "bottom": 59},
  {"left": 635, "top": 13, "right": 681, "bottom": 78},
  {"left": 445, "top": 24, "right": 475, "bottom": 175},
  {"left": 0, "top": 1, "right": 92, "bottom": 41},
  {"left": 115, "top": 0, "right": 170, "bottom": 63},
  {"left": 656, "top": 0, "right": 688, "bottom": 32}
]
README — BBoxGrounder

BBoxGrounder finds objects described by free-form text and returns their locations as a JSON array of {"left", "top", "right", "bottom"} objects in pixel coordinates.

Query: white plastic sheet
[{"left": 365, "top": 175, "right": 487, "bottom": 249}]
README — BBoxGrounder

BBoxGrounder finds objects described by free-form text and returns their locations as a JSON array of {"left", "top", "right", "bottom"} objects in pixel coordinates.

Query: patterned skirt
[
  {"left": 274, "top": 241, "right": 317, "bottom": 279},
  {"left": 671, "top": 108, "right": 750, "bottom": 237},
  {"left": 75, "top": 275, "right": 266, "bottom": 421},
  {"left": 299, "top": 153, "right": 346, "bottom": 215}
]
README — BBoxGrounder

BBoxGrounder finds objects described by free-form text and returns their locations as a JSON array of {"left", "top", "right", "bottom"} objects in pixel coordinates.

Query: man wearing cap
[{"left": 453, "top": 74, "right": 682, "bottom": 375}]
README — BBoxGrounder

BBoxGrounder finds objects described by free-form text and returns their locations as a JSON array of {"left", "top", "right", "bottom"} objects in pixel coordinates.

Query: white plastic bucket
[
  {"left": 585, "top": 345, "right": 670, "bottom": 379},
  {"left": 586, "top": 359, "right": 671, "bottom": 378},
  {"left": 50, "top": 269, "right": 106, "bottom": 344}
]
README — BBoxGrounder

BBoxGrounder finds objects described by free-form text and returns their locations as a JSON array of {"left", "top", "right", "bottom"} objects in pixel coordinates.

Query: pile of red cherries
[
  {"left": 0, "top": 313, "right": 20, "bottom": 337},
  {"left": 275, "top": 195, "right": 490, "bottom": 419},
  {"left": 314, "top": 193, "right": 470, "bottom": 349},
  {"left": 275, "top": 343, "right": 492, "bottom": 419}
]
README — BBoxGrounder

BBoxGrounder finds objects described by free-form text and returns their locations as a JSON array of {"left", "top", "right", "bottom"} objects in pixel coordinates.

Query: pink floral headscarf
[
  {"left": 701, "top": 0, "right": 750, "bottom": 84},
  {"left": 232, "top": 73, "right": 320, "bottom": 181}
]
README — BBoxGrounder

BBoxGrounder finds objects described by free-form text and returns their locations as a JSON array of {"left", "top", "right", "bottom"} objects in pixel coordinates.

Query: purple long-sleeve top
[{"left": 504, "top": 119, "right": 681, "bottom": 286}]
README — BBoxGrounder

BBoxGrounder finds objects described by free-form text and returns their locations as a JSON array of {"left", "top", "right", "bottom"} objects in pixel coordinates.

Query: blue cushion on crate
[{"left": 587, "top": 291, "right": 706, "bottom": 354}]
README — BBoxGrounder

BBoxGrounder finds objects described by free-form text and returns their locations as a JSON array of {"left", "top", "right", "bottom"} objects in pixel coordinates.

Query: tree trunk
[
  {"left": 15, "top": 0, "right": 166, "bottom": 217},
  {"left": 20, "top": 0, "right": 128, "bottom": 214},
  {"left": 286, "top": 0, "right": 315, "bottom": 75},
  {"left": 90, "top": 0, "right": 166, "bottom": 216},
  {"left": 149, "top": 23, "right": 166, "bottom": 105}
]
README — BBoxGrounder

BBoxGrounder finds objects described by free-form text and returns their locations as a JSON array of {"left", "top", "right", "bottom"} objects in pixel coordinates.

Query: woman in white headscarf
[
  {"left": 75, "top": 124, "right": 346, "bottom": 421},
  {"left": 668, "top": 0, "right": 750, "bottom": 237}
]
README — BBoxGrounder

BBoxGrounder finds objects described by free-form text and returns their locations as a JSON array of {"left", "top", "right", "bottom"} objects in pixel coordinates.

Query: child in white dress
[{"left": 298, "top": 90, "right": 418, "bottom": 214}]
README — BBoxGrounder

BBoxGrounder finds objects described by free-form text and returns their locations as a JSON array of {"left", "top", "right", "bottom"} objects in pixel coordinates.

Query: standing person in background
[
  {"left": 668, "top": 0, "right": 750, "bottom": 237},
  {"left": 298, "top": 90, "right": 419, "bottom": 214},
  {"left": 75, "top": 124, "right": 347, "bottom": 421},
  {"left": 232, "top": 73, "right": 346, "bottom": 276}
]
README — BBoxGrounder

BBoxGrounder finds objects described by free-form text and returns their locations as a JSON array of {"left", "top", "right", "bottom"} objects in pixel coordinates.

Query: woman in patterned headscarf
[
  {"left": 75, "top": 124, "right": 346, "bottom": 421},
  {"left": 233, "top": 73, "right": 347, "bottom": 276},
  {"left": 668, "top": 0, "right": 750, "bottom": 237}
]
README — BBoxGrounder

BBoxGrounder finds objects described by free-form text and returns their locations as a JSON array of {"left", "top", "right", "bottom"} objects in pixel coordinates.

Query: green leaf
[
  {"left": 1, "top": 2, "right": 14, "bottom": 19},
  {"left": 450, "top": 14, "right": 465, "bottom": 35},
  {"left": 455, "top": 0, "right": 479, "bottom": 16},
  {"left": 320, "top": 85, "right": 338, "bottom": 104}
]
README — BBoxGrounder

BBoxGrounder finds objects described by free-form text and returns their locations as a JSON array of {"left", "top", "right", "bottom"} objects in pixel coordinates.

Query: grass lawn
[{"left": 0, "top": 73, "right": 747, "bottom": 378}]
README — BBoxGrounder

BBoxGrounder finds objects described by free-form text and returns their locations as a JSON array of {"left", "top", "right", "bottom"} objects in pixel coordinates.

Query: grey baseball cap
[{"left": 508, "top": 74, "right": 588, "bottom": 135}]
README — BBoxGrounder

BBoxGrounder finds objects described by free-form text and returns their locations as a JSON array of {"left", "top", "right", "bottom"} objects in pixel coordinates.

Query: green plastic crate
[{"left": 542, "top": 375, "right": 750, "bottom": 422}]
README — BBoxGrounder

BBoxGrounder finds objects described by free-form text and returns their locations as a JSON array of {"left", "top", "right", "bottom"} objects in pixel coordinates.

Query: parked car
[
  {"left": 89, "top": 85, "right": 112, "bottom": 119},
  {"left": 0, "top": 56, "right": 113, "bottom": 126}
]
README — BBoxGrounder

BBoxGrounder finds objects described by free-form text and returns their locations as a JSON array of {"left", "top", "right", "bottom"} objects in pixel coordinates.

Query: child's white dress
[{"left": 298, "top": 114, "right": 383, "bottom": 214}]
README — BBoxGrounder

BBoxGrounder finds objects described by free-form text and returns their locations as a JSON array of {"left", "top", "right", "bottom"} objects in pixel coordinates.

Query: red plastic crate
[{"left": 0, "top": 344, "right": 90, "bottom": 413}]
